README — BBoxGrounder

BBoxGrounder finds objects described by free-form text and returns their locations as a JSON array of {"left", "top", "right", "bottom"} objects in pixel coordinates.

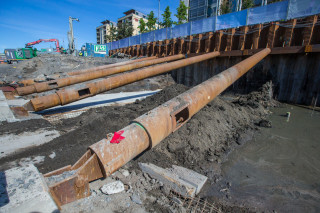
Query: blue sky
[{"left": 0, "top": 0, "right": 180, "bottom": 52}]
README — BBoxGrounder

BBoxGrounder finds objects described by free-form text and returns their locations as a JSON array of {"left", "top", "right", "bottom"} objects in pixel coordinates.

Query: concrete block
[
  {"left": 0, "top": 91, "right": 16, "bottom": 122},
  {"left": 139, "top": 163, "right": 207, "bottom": 197},
  {"left": 100, "top": 181, "right": 124, "bottom": 195},
  {"left": 0, "top": 164, "right": 59, "bottom": 213}
]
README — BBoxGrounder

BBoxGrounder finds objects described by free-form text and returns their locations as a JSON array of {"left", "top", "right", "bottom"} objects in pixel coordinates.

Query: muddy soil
[{"left": 0, "top": 80, "right": 277, "bottom": 212}]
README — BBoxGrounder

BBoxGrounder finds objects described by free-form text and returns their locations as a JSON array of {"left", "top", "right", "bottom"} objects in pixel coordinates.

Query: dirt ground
[
  {"left": 0, "top": 54, "right": 279, "bottom": 212},
  {"left": 0, "top": 81, "right": 277, "bottom": 212}
]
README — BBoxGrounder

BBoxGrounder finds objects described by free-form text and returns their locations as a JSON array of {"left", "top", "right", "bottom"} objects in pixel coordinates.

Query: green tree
[
  {"left": 242, "top": 0, "right": 254, "bottom": 10},
  {"left": 106, "top": 23, "right": 117, "bottom": 42},
  {"left": 174, "top": 1, "right": 189, "bottom": 25},
  {"left": 220, "top": 0, "right": 231, "bottom": 15},
  {"left": 138, "top": 18, "right": 147, "bottom": 33},
  {"left": 116, "top": 22, "right": 133, "bottom": 40},
  {"left": 161, "top": 6, "right": 173, "bottom": 28},
  {"left": 146, "top": 11, "right": 157, "bottom": 31}
]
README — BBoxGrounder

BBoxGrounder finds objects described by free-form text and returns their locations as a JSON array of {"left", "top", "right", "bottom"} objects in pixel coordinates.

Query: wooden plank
[
  {"left": 152, "top": 41, "right": 156, "bottom": 56},
  {"left": 195, "top": 34, "right": 203, "bottom": 53},
  {"left": 225, "top": 28, "right": 236, "bottom": 51},
  {"left": 178, "top": 38, "right": 185, "bottom": 54},
  {"left": 214, "top": 30, "right": 223, "bottom": 51},
  {"left": 205, "top": 32, "right": 213, "bottom": 53},
  {"left": 283, "top": 19, "right": 297, "bottom": 47},
  {"left": 267, "top": 22, "right": 279, "bottom": 48},
  {"left": 165, "top": 39, "right": 170, "bottom": 56},
  {"left": 136, "top": 45, "right": 141, "bottom": 57},
  {"left": 158, "top": 41, "right": 163, "bottom": 57},
  {"left": 187, "top": 35, "right": 193, "bottom": 54},
  {"left": 238, "top": 26, "right": 249, "bottom": 50},
  {"left": 303, "top": 15, "right": 318, "bottom": 46},
  {"left": 252, "top": 24, "right": 262, "bottom": 49},
  {"left": 171, "top": 38, "right": 177, "bottom": 55}
]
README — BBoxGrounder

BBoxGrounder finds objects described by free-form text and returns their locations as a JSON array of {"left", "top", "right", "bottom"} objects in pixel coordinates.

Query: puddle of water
[{"left": 219, "top": 105, "right": 320, "bottom": 212}]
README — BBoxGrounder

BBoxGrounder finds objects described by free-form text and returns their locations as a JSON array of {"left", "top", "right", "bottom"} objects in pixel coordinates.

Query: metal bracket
[
  {"left": 305, "top": 45, "right": 312, "bottom": 53},
  {"left": 44, "top": 150, "right": 104, "bottom": 208}
]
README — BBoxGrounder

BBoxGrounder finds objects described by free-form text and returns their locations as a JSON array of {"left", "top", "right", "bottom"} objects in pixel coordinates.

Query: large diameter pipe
[
  {"left": 16, "top": 54, "right": 184, "bottom": 96},
  {"left": 67, "top": 56, "right": 157, "bottom": 76},
  {"left": 26, "top": 52, "right": 221, "bottom": 111},
  {"left": 45, "top": 49, "right": 271, "bottom": 206},
  {"left": 89, "top": 48, "right": 271, "bottom": 176},
  {"left": 17, "top": 56, "right": 157, "bottom": 87}
]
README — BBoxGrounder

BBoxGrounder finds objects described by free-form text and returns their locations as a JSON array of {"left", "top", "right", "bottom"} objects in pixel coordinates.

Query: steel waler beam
[
  {"left": 67, "top": 56, "right": 157, "bottom": 76},
  {"left": 16, "top": 55, "right": 184, "bottom": 96},
  {"left": 44, "top": 48, "right": 271, "bottom": 207},
  {"left": 25, "top": 52, "right": 221, "bottom": 111}
]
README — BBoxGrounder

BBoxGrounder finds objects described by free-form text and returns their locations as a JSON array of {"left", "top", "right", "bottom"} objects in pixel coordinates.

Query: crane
[
  {"left": 25, "top": 39, "right": 61, "bottom": 52},
  {"left": 68, "top": 17, "right": 79, "bottom": 54}
]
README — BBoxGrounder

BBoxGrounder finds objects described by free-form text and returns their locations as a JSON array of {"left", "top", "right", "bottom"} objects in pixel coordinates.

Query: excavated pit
[{"left": 1, "top": 55, "right": 318, "bottom": 212}]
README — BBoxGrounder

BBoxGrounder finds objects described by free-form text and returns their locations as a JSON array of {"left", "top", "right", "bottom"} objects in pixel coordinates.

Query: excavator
[{"left": 25, "top": 39, "right": 62, "bottom": 53}]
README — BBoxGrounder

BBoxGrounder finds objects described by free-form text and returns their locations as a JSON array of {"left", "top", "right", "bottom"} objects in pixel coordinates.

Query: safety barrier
[{"left": 107, "top": 0, "right": 320, "bottom": 50}]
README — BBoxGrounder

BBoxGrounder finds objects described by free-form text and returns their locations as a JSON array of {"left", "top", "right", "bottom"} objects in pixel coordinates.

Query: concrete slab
[
  {"left": 0, "top": 129, "right": 60, "bottom": 158},
  {"left": 38, "top": 90, "right": 160, "bottom": 115},
  {"left": 0, "top": 91, "right": 17, "bottom": 122},
  {"left": 139, "top": 163, "right": 207, "bottom": 197},
  {"left": 0, "top": 164, "right": 59, "bottom": 213}
]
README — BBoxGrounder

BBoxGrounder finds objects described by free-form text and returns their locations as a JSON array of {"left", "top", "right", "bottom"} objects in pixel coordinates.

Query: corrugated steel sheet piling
[
  {"left": 44, "top": 48, "right": 271, "bottom": 207},
  {"left": 16, "top": 55, "right": 184, "bottom": 96},
  {"left": 67, "top": 56, "right": 157, "bottom": 76},
  {"left": 25, "top": 51, "right": 221, "bottom": 111}
]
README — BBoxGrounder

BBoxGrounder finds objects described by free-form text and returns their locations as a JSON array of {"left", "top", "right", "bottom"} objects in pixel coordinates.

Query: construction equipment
[
  {"left": 25, "top": 52, "right": 221, "bottom": 111},
  {"left": 68, "top": 17, "right": 79, "bottom": 54},
  {"left": 25, "top": 39, "right": 61, "bottom": 52},
  {"left": 4, "top": 48, "right": 37, "bottom": 64},
  {"left": 16, "top": 54, "right": 185, "bottom": 96},
  {"left": 44, "top": 48, "right": 271, "bottom": 207}
]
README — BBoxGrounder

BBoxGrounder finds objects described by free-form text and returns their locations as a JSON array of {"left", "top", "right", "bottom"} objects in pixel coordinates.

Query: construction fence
[{"left": 107, "top": 0, "right": 320, "bottom": 50}]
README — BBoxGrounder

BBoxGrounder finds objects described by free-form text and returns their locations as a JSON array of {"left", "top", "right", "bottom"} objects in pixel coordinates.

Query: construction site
[{"left": 0, "top": 0, "right": 320, "bottom": 212}]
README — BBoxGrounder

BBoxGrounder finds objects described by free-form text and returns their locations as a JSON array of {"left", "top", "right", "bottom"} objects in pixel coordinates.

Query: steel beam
[{"left": 44, "top": 48, "right": 270, "bottom": 207}]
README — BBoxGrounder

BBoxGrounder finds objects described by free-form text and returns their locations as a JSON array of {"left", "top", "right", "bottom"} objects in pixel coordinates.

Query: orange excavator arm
[{"left": 25, "top": 39, "right": 60, "bottom": 52}]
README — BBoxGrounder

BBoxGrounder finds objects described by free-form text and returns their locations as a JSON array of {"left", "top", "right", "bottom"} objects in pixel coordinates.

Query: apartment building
[
  {"left": 188, "top": 0, "right": 221, "bottom": 21},
  {"left": 182, "top": 0, "right": 190, "bottom": 21},
  {"left": 96, "top": 20, "right": 117, "bottom": 44},
  {"left": 117, "top": 9, "right": 149, "bottom": 36},
  {"left": 188, "top": 0, "right": 270, "bottom": 22},
  {"left": 96, "top": 9, "right": 160, "bottom": 44}
]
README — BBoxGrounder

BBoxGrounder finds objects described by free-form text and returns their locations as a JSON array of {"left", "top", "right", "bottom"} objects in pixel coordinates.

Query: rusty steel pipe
[
  {"left": 90, "top": 48, "right": 271, "bottom": 174},
  {"left": 67, "top": 56, "right": 157, "bottom": 76},
  {"left": 19, "top": 56, "right": 157, "bottom": 86},
  {"left": 17, "top": 56, "right": 157, "bottom": 87},
  {"left": 16, "top": 55, "right": 184, "bottom": 96},
  {"left": 25, "top": 52, "right": 221, "bottom": 111},
  {"left": 45, "top": 48, "right": 271, "bottom": 206}
]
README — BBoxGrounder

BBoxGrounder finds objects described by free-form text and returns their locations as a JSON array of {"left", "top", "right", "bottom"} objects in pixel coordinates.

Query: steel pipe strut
[
  {"left": 16, "top": 55, "right": 184, "bottom": 96},
  {"left": 17, "top": 56, "right": 158, "bottom": 86},
  {"left": 67, "top": 56, "right": 157, "bottom": 76},
  {"left": 25, "top": 51, "right": 221, "bottom": 111},
  {"left": 44, "top": 48, "right": 271, "bottom": 207}
]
